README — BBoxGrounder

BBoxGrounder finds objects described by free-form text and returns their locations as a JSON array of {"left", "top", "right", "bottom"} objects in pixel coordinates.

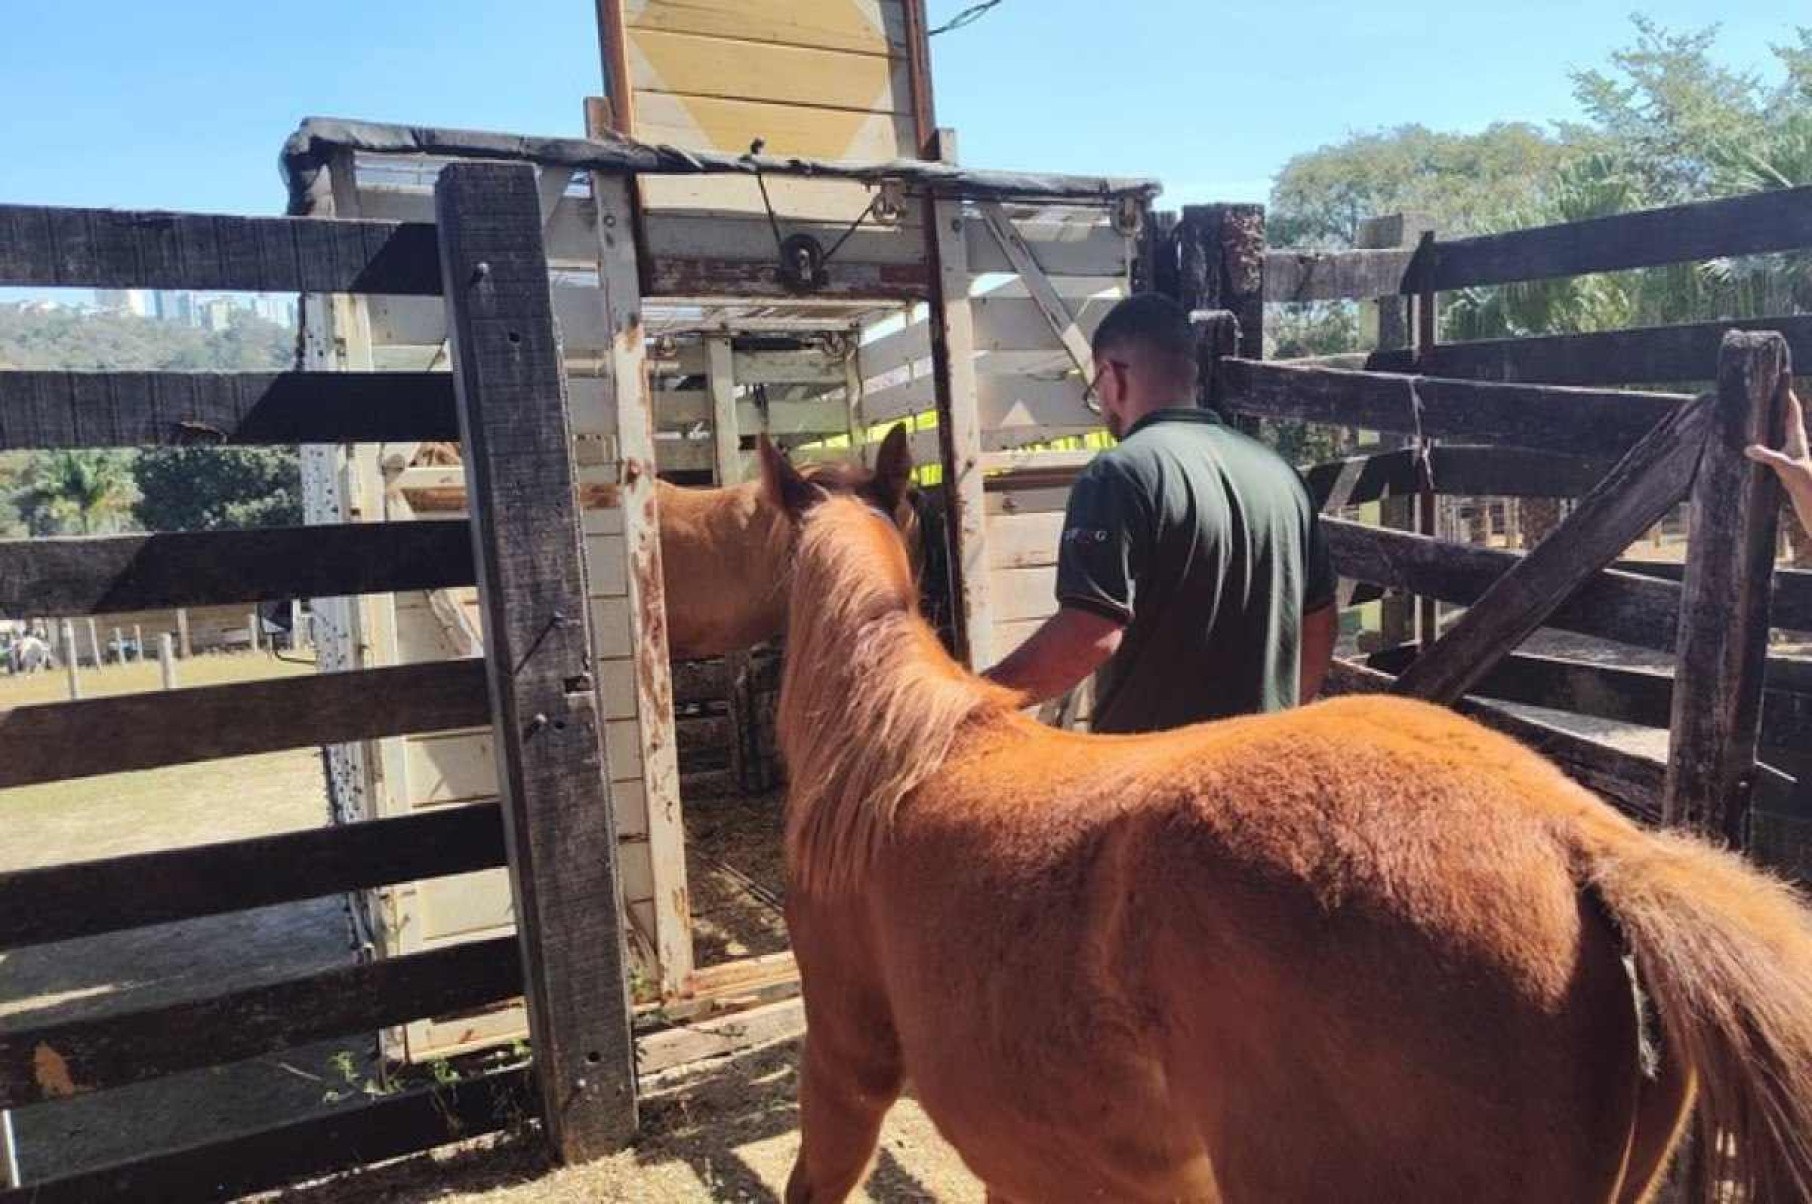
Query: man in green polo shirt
[{"left": 984, "top": 293, "right": 1337, "bottom": 733}]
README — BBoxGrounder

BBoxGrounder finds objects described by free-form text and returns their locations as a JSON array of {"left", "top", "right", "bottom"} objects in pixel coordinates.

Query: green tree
[
  {"left": 133, "top": 447, "right": 301, "bottom": 532},
  {"left": 15, "top": 450, "right": 138, "bottom": 535}
]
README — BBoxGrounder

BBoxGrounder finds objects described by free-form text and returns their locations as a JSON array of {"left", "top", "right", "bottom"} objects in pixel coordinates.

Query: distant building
[
  {"left": 93, "top": 289, "right": 152, "bottom": 317},
  {"left": 153, "top": 291, "right": 197, "bottom": 326},
  {"left": 201, "top": 297, "right": 236, "bottom": 332}
]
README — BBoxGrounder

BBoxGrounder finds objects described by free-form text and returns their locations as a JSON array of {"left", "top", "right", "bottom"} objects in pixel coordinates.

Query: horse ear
[
  {"left": 758, "top": 434, "right": 819, "bottom": 518},
  {"left": 873, "top": 424, "right": 914, "bottom": 509}
]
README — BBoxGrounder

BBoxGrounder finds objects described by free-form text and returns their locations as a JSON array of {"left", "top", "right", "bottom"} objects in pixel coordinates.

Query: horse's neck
[
  {"left": 779, "top": 511, "right": 1008, "bottom": 893},
  {"left": 657, "top": 480, "right": 789, "bottom": 658}
]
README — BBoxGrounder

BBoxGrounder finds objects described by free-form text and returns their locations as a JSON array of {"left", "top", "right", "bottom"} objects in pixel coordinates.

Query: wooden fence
[
  {"left": 0, "top": 162, "right": 636, "bottom": 1198},
  {"left": 1207, "top": 184, "right": 1812, "bottom": 870}
]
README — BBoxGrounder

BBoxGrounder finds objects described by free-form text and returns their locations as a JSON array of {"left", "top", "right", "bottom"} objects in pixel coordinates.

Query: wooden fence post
[
  {"left": 435, "top": 159, "right": 636, "bottom": 1159},
  {"left": 132, "top": 624, "right": 143, "bottom": 661},
  {"left": 1662, "top": 330, "right": 1790, "bottom": 841},
  {"left": 159, "top": 634, "right": 177, "bottom": 690},
  {"left": 1358, "top": 214, "right": 1434, "bottom": 650},
  {"left": 61, "top": 621, "right": 80, "bottom": 700},
  {"left": 175, "top": 607, "right": 191, "bottom": 658},
  {"left": 85, "top": 617, "right": 102, "bottom": 668}
]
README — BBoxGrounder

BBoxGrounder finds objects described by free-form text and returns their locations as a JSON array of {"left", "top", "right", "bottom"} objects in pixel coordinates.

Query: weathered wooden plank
[
  {"left": 1614, "top": 561, "right": 1812, "bottom": 633},
  {"left": 0, "top": 1067, "right": 533, "bottom": 1204},
  {"left": 437, "top": 161, "right": 635, "bottom": 1157},
  {"left": 1365, "top": 646, "right": 1812, "bottom": 754},
  {"left": 1324, "top": 660, "right": 1662, "bottom": 822},
  {"left": 1325, "top": 517, "right": 1681, "bottom": 653},
  {"left": 1217, "top": 358, "right": 1687, "bottom": 458},
  {"left": 1367, "top": 314, "right": 1812, "bottom": 386},
  {"left": 645, "top": 255, "right": 929, "bottom": 301},
  {"left": 1306, "top": 449, "right": 1419, "bottom": 510},
  {"left": 0, "top": 659, "right": 487, "bottom": 788},
  {"left": 1423, "top": 446, "right": 1618, "bottom": 499},
  {"left": 641, "top": 212, "right": 922, "bottom": 268},
  {"left": 1420, "top": 184, "right": 1812, "bottom": 291},
  {"left": 0, "top": 521, "right": 473, "bottom": 616},
  {"left": 965, "top": 214, "right": 1131, "bottom": 280},
  {"left": 0, "top": 937, "right": 520, "bottom": 1107},
  {"left": 1663, "top": 331, "right": 1790, "bottom": 840},
  {"left": 1264, "top": 247, "right": 1419, "bottom": 303},
  {"left": 0, "top": 802, "right": 505, "bottom": 949},
  {"left": 0, "top": 203, "right": 441, "bottom": 295},
  {"left": 626, "top": 27, "right": 913, "bottom": 114},
  {"left": 928, "top": 131, "right": 995, "bottom": 668},
  {"left": 1391, "top": 394, "right": 1709, "bottom": 702},
  {"left": 625, "top": 0, "right": 910, "bottom": 58},
  {"left": 0, "top": 371, "right": 457, "bottom": 449},
  {"left": 590, "top": 163, "right": 693, "bottom": 997}
]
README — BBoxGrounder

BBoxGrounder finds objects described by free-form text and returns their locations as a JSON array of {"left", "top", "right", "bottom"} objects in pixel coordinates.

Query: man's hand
[
  {"left": 1747, "top": 387, "right": 1812, "bottom": 539},
  {"left": 1299, "top": 603, "right": 1337, "bottom": 703},
  {"left": 982, "top": 606, "right": 1125, "bottom": 707}
]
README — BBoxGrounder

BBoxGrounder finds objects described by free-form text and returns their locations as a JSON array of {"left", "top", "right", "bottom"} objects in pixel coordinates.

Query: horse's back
[{"left": 856, "top": 699, "right": 1644, "bottom": 1201}]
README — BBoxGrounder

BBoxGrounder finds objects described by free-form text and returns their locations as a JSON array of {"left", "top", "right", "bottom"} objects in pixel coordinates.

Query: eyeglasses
[{"left": 1083, "top": 358, "right": 1130, "bottom": 416}]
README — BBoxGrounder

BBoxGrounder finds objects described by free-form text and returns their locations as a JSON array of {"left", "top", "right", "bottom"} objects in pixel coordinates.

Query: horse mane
[{"left": 779, "top": 498, "right": 1004, "bottom": 896}]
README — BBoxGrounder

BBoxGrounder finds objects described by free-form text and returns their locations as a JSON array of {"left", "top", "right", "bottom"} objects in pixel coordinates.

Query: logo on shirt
[{"left": 1062, "top": 528, "right": 1111, "bottom": 545}]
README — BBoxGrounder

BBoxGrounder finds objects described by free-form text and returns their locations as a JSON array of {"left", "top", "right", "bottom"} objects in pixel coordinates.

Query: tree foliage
[
  {"left": 0, "top": 303, "right": 300, "bottom": 534},
  {"left": 132, "top": 447, "right": 301, "bottom": 532}
]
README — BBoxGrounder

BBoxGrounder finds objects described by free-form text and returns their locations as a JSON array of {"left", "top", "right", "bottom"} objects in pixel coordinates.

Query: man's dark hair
[{"left": 1090, "top": 293, "right": 1198, "bottom": 391}]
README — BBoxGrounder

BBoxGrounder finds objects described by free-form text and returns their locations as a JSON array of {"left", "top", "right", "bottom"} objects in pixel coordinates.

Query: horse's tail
[{"left": 1585, "top": 821, "right": 1812, "bottom": 1201}]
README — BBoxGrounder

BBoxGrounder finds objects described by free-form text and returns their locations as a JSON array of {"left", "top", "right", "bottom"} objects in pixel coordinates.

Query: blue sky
[{"left": 0, "top": 1, "right": 1798, "bottom": 218}]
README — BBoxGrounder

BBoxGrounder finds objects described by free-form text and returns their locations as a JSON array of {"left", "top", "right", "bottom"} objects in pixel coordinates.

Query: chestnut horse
[
  {"left": 403, "top": 426, "right": 917, "bottom": 659},
  {"left": 771, "top": 491, "right": 1812, "bottom": 1204}
]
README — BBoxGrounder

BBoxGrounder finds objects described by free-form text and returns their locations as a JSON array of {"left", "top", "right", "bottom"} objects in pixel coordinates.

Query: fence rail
[
  {"left": 0, "top": 371, "right": 460, "bottom": 448},
  {"left": 0, "top": 801, "right": 507, "bottom": 948},
  {"left": 0, "top": 521, "right": 474, "bottom": 615},
  {"left": 0, "top": 203, "right": 443, "bottom": 295}
]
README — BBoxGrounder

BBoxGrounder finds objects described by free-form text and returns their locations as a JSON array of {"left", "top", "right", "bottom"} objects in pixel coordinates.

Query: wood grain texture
[
  {"left": 1663, "top": 330, "right": 1790, "bottom": 840},
  {"left": 0, "top": 521, "right": 473, "bottom": 615},
  {"left": 1217, "top": 358, "right": 1686, "bottom": 457},
  {"left": 436, "top": 160, "right": 635, "bottom": 1157},
  {"left": 1391, "top": 393, "right": 1710, "bottom": 703},
  {"left": 0, "top": 1067, "right": 533, "bottom": 1203},
  {"left": 1420, "top": 184, "right": 1812, "bottom": 291},
  {"left": 0, "top": 203, "right": 440, "bottom": 295},
  {"left": 0, "top": 937, "right": 521, "bottom": 1107},
  {"left": 1367, "top": 313, "right": 1812, "bottom": 386},
  {"left": 0, "top": 370, "right": 458, "bottom": 448},
  {"left": 0, "top": 659, "right": 487, "bottom": 787},
  {"left": 0, "top": 801, "right": 506, "bottom": 949}
]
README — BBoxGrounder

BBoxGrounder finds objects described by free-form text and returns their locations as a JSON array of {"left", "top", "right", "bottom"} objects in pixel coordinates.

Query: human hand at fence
[{"left": 1746, "top": 388, "right": 1812, "bottom": 538}]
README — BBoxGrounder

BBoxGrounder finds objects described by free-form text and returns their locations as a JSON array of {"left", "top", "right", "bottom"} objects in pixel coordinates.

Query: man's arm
[
  {"left": 1748, "top": 387, "right": 1812, "bottom": 538},
  {"left": 983, "top": 605, "right": 1125, "bottom": 707},
  {"left": 1299, "top": 602, "right": 1336, "bottom": 703}
]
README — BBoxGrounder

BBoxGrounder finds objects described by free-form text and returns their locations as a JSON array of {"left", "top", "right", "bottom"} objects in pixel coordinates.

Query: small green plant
[{"left": 429, "top": 1058, "right": 462, "bottom": 1087}]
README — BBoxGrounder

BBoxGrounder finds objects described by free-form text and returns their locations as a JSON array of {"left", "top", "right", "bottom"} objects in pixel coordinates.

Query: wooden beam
[
  {"left": 1422, "top": 446, "right": 1618, "bottom": 500},
  {"left": 436, "top": 160, "right": 636, "bottom": 1158},
  {"left": 1391, "top": 393, "right": 1711, "bottom": 702},
  {"left": 1419, "top": 184, "right": 1812, "bottom": 291},
  {"left": 0, "top": 203, "right": 441, "bottom": 295},
  {"left": 0, "top": 521, "right": 473, "bottom": 616},
  {"left": 1216, "top": 358, "right": 1687, "bottom": 458},
  {"left": 0, "top": 371, "right": 458, "bottom": 449},
  {"left": 0, "top": 802, "right": 505, "bottom": 949},
  {"left": 0, "top": 1067, "right": 532, "bottom": 1204},
  {"left": 1325, "top": 517, "right": 1682, "bottom": 653},
  {"left": 1264, "top": 247, "right": 1419, "bottom": 303},
  {"left": 926, "top": 130, "right": 996, "bottom": 667},
  {"left": 1663, "top": 330, "right": 1791, "bottom": 840},
  {"left": 1367, "top": 314, "right": 1812, "bottom": 387},
  {"left": 0, "top": 938, "right": 520, "bottom": 1107},
  {"left": 592, "top": 171, "right": 692, "bottom": 996},
  {"left": 706, "top": 336, "right": 740, "bottom": 483},
  {"left": 1325, "top": 660, "right": 1664, "bottom": 821},
  {"left": 0, "top": 660, "right": 488, "bottom": 788},
  {"left": 976, "top": 201, "right": 1095, "bottom": 390}
]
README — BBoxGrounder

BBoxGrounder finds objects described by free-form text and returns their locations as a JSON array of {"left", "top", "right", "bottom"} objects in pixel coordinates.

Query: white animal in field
[{"left": 9, "top": 635, "right": 53, "bottom": 674}]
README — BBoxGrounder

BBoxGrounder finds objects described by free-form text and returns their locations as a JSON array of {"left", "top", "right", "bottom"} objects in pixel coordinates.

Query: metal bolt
[
  {"left": 526, "top": 712, "right": 548, "bottom": 735},
  {"left": 470, "top": 262, "right": 491, "bottom": 285}
]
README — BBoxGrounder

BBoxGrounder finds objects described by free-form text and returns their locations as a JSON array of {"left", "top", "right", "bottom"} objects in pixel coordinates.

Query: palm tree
[{"left": 14, "top": 451, "right": 138, "bottom": 536}]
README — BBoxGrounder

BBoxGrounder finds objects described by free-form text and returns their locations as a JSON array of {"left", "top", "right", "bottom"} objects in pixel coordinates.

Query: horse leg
[{"left": 784, "top": 1032, "right": 902, "bottom": 1204}]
